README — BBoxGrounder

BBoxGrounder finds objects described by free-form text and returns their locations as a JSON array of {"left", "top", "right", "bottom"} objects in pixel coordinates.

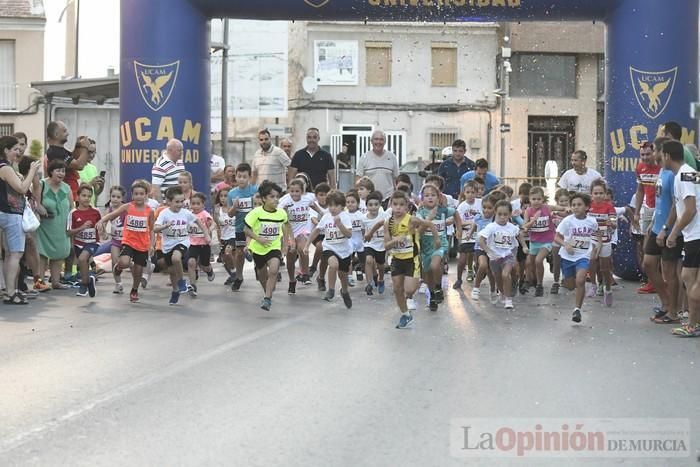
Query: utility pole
[{"left": 499, "top": 23, "right": 511, "bottom": 179}]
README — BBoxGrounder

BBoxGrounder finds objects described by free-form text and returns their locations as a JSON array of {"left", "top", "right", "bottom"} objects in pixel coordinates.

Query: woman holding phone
[{"left": 78, "top": 138, "right": 106, "bottom": 205}]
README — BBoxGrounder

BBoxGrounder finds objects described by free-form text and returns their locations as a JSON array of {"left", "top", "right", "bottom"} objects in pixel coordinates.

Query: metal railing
[{"left": 0, "top": 83, "right": 18, "bottom": 110}]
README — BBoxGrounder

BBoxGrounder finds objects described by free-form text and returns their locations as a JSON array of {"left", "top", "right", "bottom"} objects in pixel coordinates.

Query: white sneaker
[
  {"left": 471, "top": 288, "right": 480, "bottom": 301},
  {"left": 113, "top": 283, "right": 123, "bottom": 294},
  {"left": 348, "top": 276, "right": 356, "bottom": 287},
  {"left": 406, "top": 298, "right": 417, "bottom": 311},
  {"left": 490, "top": 291, "right": 499, "bottom": 304},
  {"left": 504, "top": 298, "right": 514, "bottom": 309},
  {"left": 418, "top": 283, "right": 427, "bottom": 294}
]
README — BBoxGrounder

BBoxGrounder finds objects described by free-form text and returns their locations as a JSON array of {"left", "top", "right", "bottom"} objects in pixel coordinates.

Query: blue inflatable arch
[{"left": 120, "top": 0, "right": 699, "bottom": 279}]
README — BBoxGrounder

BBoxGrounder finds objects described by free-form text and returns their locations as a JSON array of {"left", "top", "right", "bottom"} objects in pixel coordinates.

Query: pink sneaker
[
  {"left": 586, "top": 284, "right": 597, "bottom": 298},
  {"left": 604, "top": 291, "right": 613, "bottom": 307}
]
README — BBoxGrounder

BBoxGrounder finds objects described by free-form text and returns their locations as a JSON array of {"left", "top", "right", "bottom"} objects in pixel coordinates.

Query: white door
[
  {"left": 357, "top": 134, "right": 371, "bottom": 159},
  {"left": 385, "top": 130, "right": 407, "bottom": 166}
]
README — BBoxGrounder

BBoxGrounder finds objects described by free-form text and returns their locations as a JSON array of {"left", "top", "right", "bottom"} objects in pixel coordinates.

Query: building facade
[{"left": 0, "top": 0, "right": 45, "bottom": 144}]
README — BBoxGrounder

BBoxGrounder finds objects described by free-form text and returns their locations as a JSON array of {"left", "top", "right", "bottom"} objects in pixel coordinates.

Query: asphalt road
[{"left": 1, "top": 265, "right": 698, "bottom": 466}]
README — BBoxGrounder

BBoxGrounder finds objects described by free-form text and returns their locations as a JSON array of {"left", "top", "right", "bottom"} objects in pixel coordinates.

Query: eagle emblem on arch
[
  {"left": 134, "top": 60, "right": 180, "bottom": 112},
  {"left": 630, "top": 66, "right": 677, "bottom": 120}
]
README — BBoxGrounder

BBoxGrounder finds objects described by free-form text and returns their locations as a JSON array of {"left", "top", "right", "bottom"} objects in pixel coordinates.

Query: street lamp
[{"left": 58, "top": 0, "right": 80, "bottom": 79}]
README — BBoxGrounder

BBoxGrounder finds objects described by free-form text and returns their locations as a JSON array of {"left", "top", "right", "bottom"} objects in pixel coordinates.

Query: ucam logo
[
  {"left": 304, "top": 0, "right": 329, "bottom": 7},
  {"left": 629, "top": 66, "right": 677, "bottom": 120},
  {"left": 134, "top": 60, "right": 180, "bottom": 112}
]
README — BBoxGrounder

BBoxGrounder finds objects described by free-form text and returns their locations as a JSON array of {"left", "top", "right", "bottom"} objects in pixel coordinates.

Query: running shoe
[
  {"left": 365, "top": 284, "right": 373, "bottom": 296},
  {"left": 113, "top": 283, "right": 124, "bottom": 294},
  {"left": 572, "top": 308, "right": 582, "bottom": 323},
  {"left": 418, "top": 283, "right": 427, "bottom": 294},
  {"left": 396, "top": 313, "right": 414, "bottom": 329},
  {"left": 22, "top": 289, "right": 38, "bottom": 299},
  {"left": 348, "top": 276, "right": 356, "bottom": 287},
  {"left": 604, "top": 290, "right": 613, "bottom": 307},
  {"left": 671, "top": 323, "right": 700, "bottom": 337},
  {"left": 33, "top": 279, "right": 50, "bottom": 292},
  {"left": 596, "top": 282, "right": 604, "bottom": 297},
  {"left": 169, "top": 291, "right": 179, "bottom": 305},
  {"left": 341, "top": 290, "right": 352, "bottom": 309},
  {"left": 504, "top": 298, "right": 514, "bottom": 310},
  {"left": 490, "top": 291, "right": 499, "bottom": 304},
  {"left": 356, "top": 271, "right": 364, "bottom": 282},
  {"left": 471, "top": 288, "right": 480, "bottom": 301},
  {"left": 323, "top": 289, "right": 335, "bottom": 302},
  {"left": 308, "top": 266, "right": 317, "bottom": 278},
  {"left": 141, "top": 263, "right": 154, "bottom": 289},
  {"left": 550, "top": 282, "right": 560, "bottom": 295},
  {"left": 277, "top": 272, "right": 282, "bottom": 282},
  {"left": 130, "top": 289, "right": 139, "bottom": 303},
  {"left": 177, "top": 279, "right": 188, "bottom": 294},
  {"left": 429, "top": 299, "right": 438, "bottom": 312},
  {"left": 586, "top": 283, "right": 597, "bottom": 298},
  {"left": 302, "top": 274, "right": 312, "bottom": 285},
  {"left": 466, "top": 270, "right": 475, "bottom": 282},
  {"left": 317, "top": 278, "right": 327, "bottom": 292},
  {"left": 112, "top": 263, "right": 122, "bottom": 278},
  {"left": 518, "top": 281, "right": 529, "bottom": 295},
  {"left": 637, "top": 282, "right": 656, "bottom": 294},
  {"left": 224, "top": 275, "right": 235, "bottom": 286},
  {"left": 87, "top": 276, "right": 96, "bottom": 298},
  {"left": 433, "top": 288, "right": 444, "bottom": 304},
  {"left": 453, "top": 279, "right": 463, "bottom": 290},
  {"left": 245, "top": 251, "right": 253, "bottom": 262},
  {"left": 288, "top": 281, "right": 297, "bottom": 295},
  {"left": 231, "top": 278, "right": 243, "bottom": 291},
  {"left": 188, "top": 284, "right": 198, "bottom": 297},
  {"left": 377, "top": 281, "right": 385, "bottom": 294},
  {"left": 207, "top": 269, "right": 215, "bottom": 282},
  {"left": 260, "top": 297, "right": 272, "bottom": 311},
  {"left": 535, "top": 284, "right": 544, "bottom": 297},
  {"left": 406, "top": 298, "right": 417, "bottom": 311}
]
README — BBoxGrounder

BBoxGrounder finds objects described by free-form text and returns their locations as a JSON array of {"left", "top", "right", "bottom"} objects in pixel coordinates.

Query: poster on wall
[{"left": 314, "top": 40, "right": 358, "bottom": 86}]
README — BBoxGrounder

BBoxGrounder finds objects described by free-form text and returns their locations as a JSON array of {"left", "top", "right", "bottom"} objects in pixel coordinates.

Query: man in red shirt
[
  {"left": 633, "top": 141, "right": 661, "bottom": 293},
  {"left": 45, "top": 121, "right": 90, "bottom": 200}
]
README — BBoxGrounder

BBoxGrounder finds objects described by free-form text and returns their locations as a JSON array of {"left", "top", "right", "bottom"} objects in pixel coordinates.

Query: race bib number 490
[{"left": 260, "top": 222, "right": 280, "bottom": 238}]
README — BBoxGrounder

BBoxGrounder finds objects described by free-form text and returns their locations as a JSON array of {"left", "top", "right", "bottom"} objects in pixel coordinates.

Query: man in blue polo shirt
[
  {"left": 437, "top": 139, "right": 475, "bottom": 199},
  {"left": 645, "top": 136, "right": 681, "bottom": 324},
  {"left": 460, "top": 158, "right": 500, "bottom": 194}
]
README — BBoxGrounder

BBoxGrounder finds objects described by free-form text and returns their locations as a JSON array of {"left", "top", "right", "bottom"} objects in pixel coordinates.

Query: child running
[
  {"left": 479, "top": 200, "right": 528, "bottom": 310},
  {"left": 104, "top": 185, "right": 126, "bottom": 294},
  {"left": 309, "top": 182, "right": 331, "bottom": 290},
  {"left": 385, "top": 190, "right": 439, "bottom": 329},
  {"left": 186, "top": 192, "right": 216, "bottom": 296},
  {"left": 554, "top": 193, "right": 598, "bottom": 323},
  {"left": 362, "top": 190, "right": 387, "bottom": 295},
  {"left": 279, "top": 178, "right": 319, "bottom": 293},
  {"left": 588, "top": 179, "right": 617, "bottom": 306},
  {"left": 417, "top": 183, "right": 459, "bottom": 311},
  {"left": 355, "top": 177, "right": 375, "bottom": 215},
  {"left": 227, "top": 163, "right": 257, "bottom": 291},
  {"left": 68, "top": 185, "right": 101, "bottom": 298},
  {"left": 463, "top": 194, "right": 496, "bottom": 302},
  {"left": 549, "top": 188, "right": 570, "bottom": 295},
  {"left": 154, "top": 186, "right": 210, "bottom": 305},
  {"left": 306, "top": 190, "right": 353, "bottom": 308},
  {"left": 455, "top": 180, "right": 482, "bottom": 288},
  {"left": 345, "top": 189, "right": 366, "bottom": 286},
  {"left": 97, "top": 180, "right": 154, "bottom": 302},
  {"left": 213, "top": 185, "right": 237, "bottom": 285},
  {"left": 522, "top": 186, "right": 557, "bottom": 297},
  {"left": 244, "top": 181, "right": 293, "bottom": 311}
]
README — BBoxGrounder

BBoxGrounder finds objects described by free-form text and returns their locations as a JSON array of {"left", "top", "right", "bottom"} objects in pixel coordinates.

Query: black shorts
[
  {"left": 235, "top": 231, "right": 247, "bottom": 248},
  {"left": 164, "top": 244, "right": 188, "bottom": 267},
  {"left": 390, "top": 256, "right": 421, "bottom": 278},
  {"left": 313, "top": 234, "right": 325, "bottom": 246},
  {"left": 683, "top": 238, "right": 700, "bottom": 268},
  {"left": 220, "top": 238, "right": 236, "bottom": 252},
  {"left": 460, "top": 242, "right": 476, "bottom": 254},
  {"left": 120, "top": 244, "right": 149, "bottom": 267},
  {"left": 475, "top": 250, "right": 488, "bottom": 261},
  {"left": 74, "top": 243, "right": 99, "bottom": 258},
  {"left": 516, "top": 242, "right": 528, "bottom": 262},
  {"left": 645, "top": 232, "right": 684, "bottom": 261},
  {"left": 253, "top": 250, "right": 282, "bottom": 270},
  {"left": 365, "top": 247, "right": 386, "bottom": 265},
  {"left": 188, "top": 244, "right": 211, "bottom": 267},
  {"left": 322, "top": 250, "right": 352, "bottom": 272}
]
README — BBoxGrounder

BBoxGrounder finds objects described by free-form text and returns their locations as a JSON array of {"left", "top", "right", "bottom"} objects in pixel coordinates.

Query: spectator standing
[
  {"left": 252, "top": 129, "right": 291, "bottom": 191},
  {"left": 355, "top": 130, "right": 400, "bottom": 198},
  {"left": 151, "top": 138, "right": 185, "bottom": 202},
  {"left": 438, "top": 139, "right": 476, "bottom": 199},
  {"left": 45, "top": 121, "right": 90, "bottom": 199},
  {"left": 459, "top": 158, "right": 500, "bottom": 194},
  {"left": 557, "top": 150, "right": 602, "bottom": 194},
  {"left": 79, "top": 138, "right": 105, "bottom": 205},
  {"left": 663, "top": 121, "right": 697, "bottom": 170},
  {"left": 288, "top": 128, "right": 336, "bottom": 188},
  {"left": 336, "top": 143, "right": 351, "bottom": 170},
  {"left": 280, "top": 138, "right": 293, "bottom": 159}
]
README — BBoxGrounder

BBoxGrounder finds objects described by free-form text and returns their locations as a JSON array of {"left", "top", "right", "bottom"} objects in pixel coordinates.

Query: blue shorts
[
  {"left": 0, "top": 212, "right": 25, "bottom": 253},
  {"left": 560, "top": 257, "right": 590, "bottom": 279},
  {"left": 529, "top": 241, "right": 552, "bottom": 256},
  {"left": 421, "top": 246, "right": 447, "bottom": 270},
  {"left": 74, "top": 243, "right": 99, "bottom": 258}
]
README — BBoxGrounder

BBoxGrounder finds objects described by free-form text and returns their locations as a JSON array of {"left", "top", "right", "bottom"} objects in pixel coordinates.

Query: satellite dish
[{"left": 302, "top": 76, "right": 318, "bottom": 94}]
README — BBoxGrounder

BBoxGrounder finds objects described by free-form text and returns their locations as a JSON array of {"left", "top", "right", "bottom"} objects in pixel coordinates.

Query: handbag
[{"left": 22, "top": 202, "right": 40, "bottom": 232}]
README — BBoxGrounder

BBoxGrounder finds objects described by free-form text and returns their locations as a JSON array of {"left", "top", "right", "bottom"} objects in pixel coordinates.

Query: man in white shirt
[
  {"left": 252, "top": 129, "right": 291, "bottom": 191},
  {"left": 665, "top": 140, "right": 700, "bottom": 337},
  {"left": 355, "top": 130, "right": 399, "bottom": 198},
  {"left": 558, "top": 150, "right": 602, "bottom": 194},
  {"left": 151, "top": 138, "right": 185, "bottom": 202}
]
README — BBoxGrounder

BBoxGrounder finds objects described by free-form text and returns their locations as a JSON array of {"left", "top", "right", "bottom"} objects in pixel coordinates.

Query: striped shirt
[{"left": 151, "top": 153, "right": 185, "bottom": 196}]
